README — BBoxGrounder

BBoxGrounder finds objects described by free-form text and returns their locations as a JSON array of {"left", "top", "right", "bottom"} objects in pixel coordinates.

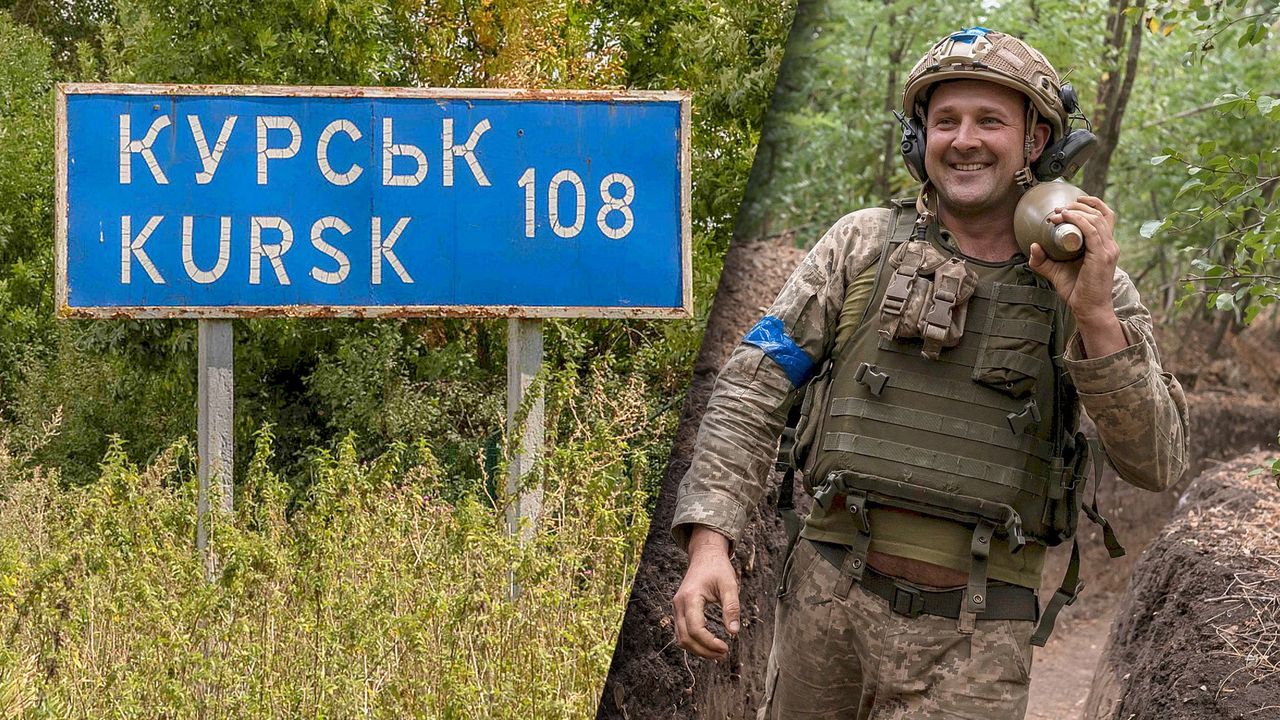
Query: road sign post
[
  {"left": 196, "top": 318, "right": 234, "bottom": 580},
  {"left": 56, "top": 84, "right": 691, "bottom": 572},
  {"left": 505, "top": 318, "right": 544, "bottom": 543}
]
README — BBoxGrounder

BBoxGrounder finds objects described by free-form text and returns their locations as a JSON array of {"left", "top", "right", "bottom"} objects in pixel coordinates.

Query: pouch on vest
[
  {"left": 1041, "top": 431, "right": 1089, "bottom": 545},
  {"left": 878, "top": 240, "right": 978, "bottom": 360},
  {"left": 971, "top": 281, "right": 1058, "bottom": 399}
]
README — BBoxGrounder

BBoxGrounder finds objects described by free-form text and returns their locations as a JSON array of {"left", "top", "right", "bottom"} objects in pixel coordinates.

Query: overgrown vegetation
[
  {"left": 0, "top": 363, "right": 653, "bottom": 717},
  {"left": 0, "top": 0, "right": 794, "bottom": 715}
]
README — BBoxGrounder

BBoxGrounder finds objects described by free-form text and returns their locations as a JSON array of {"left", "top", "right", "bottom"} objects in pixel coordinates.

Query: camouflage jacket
[{"left": 671, "top": 207, "right": 1191, "bottom": 550}]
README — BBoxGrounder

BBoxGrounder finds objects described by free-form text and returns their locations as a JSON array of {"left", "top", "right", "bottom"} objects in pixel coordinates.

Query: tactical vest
[{"left": 787, "top": 202, "right": 1122, "bottom": 645}]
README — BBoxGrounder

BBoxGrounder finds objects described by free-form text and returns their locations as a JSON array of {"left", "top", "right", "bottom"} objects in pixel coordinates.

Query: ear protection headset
[{"left": 894, "top": 82, "right": 1098, "bottom": 184}]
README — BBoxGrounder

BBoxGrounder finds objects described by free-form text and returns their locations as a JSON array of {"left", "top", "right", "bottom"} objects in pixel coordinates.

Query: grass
[{"left": 0, "top": 364, "right": 661, "bottom": 719}]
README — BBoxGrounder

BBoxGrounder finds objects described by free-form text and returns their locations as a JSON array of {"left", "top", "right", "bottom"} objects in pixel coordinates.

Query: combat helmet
[{"left": 894, "top": 27, "right": 1095, "bottom": 185}]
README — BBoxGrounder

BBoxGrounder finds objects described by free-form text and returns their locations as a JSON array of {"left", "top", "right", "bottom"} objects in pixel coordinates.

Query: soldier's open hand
[{"left": 673, "top": 526, "right": 741, "bottom": 660}]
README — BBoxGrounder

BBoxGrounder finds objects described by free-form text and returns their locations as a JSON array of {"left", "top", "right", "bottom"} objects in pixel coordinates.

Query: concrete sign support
[
  {"left": 196, "top": 319, "right": 234, "bottom": 579},
  {"left": 505, "top": 318, "right": 544, "bottom": 543}
]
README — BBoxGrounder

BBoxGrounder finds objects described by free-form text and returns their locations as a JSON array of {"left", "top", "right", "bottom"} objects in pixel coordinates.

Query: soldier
[{"left": 670, "top": 27, "right": 1190, "bottom": 719}]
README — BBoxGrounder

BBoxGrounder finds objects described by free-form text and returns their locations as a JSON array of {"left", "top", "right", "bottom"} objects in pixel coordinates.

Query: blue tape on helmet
[
  {"left": 743, "top": 316, "right": 816, "bottom": 387},
  {"left": 949, "top": 26, "right": 992, "bottom": 43}
]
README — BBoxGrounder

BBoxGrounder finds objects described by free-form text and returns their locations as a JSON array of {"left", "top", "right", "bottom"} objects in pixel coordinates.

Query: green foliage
[
  {"left": 0, "top": 16, "right": 56, "bottom": 386},
  {"left": 1137, "top": 1, "right": 1280, "bottom": 326},
  {"left": 0, "top": 360, "right": 651, "bottom": 717}
]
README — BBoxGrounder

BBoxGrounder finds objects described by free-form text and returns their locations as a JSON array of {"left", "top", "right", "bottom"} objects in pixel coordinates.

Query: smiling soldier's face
[{"left": 923, "top": 79, "right": 1049, "bottom": 218}]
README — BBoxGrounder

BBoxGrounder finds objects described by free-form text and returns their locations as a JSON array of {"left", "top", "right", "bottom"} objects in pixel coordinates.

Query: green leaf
[
  {"left": 1214, "top": 293, "right": 1236, "bottom": 312},
  {"left": 1258, "top": 95, "right": 1275, "bottom": 115},
  {"left": 1197, "top": 141, "right": 1217, "bottom": 156},
  {"left": 1140, "top": 220, "right": 1165, "bottom": 238},
  {"left": 1150, "top": 154, "right": 1172, "bottom": 165},
  {"left": 1177, "top": 177, "right": 1205, "bottom": 198}
]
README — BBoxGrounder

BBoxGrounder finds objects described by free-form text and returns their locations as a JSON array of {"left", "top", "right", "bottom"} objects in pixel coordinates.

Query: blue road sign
[{"left": 56, "top": 85, "right": 691, "bottom": 319}]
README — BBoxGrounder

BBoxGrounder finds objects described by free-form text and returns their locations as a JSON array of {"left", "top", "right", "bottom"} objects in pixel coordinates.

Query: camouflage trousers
[{"left": 757, "top": 539, "right": 1035, "bottom": 720}]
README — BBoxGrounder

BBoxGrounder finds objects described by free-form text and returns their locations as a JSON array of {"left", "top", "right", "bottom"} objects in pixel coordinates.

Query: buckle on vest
[
  {"left": 813, "top": 475, "right": 838, "bottom": 511},
  {"left": 1058, "top": 579, "right": 1084, "bottom": 607},
  {"left": 924, "top": 289, "right": 956, "bottom": 331},
  {"left": 855, "top": 363, "right": 889, "bottom": 396},
  {"left": 1006, "top": 399, "right": 1041, "bottom": 434},
  {"left": 892, "top": 585, "right": 925, "bottom": 618},
  {"left": 882, "top": 271, "right": 913, "bottom": 317}
]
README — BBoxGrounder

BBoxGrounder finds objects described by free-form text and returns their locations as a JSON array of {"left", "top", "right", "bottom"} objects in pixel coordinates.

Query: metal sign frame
[{"left": 54, "top": 83, "right": 693, "bottom": 320}]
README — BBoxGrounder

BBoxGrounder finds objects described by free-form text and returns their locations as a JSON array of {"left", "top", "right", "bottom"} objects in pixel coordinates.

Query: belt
[{"left": 810, "top": 539, "right": 1039, "bottom": 621}]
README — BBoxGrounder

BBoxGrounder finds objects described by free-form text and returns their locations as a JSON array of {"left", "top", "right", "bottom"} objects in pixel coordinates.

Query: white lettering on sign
[
  {"left": 249, "top": 216, "right": 294, "bottom": 285},
  {"left": 310, "top": 217, "right": 352, "bottom": 284},
  {"left": 518, "top": 168, "right": 637, "bottom": 240},
  {"left": 316, "top": 120, "right": 364, "bottom": 186},
  {"left": 120, "top": 215, "right": 165, "bottom": 284},
  {"left": 442, "top": 118, "right": 491, "bottom": 187},
  {"left": 371, "top": 217, "right": 413, "bottom": 285},
  {"left": 549, "top": 170, "right": 586, "bottom": 238},
  {"left": 518, "top": 167, "right": 537, "bottom": 238},
  {"left": 597, "top": 173, "right": 635, "bottom": 240},
  {"left": 382, "top": 118, "right": 427, "bottom": 187},
  {"left": 188, "top": 115, "right": 238, "bottom": 185},
  {"left": 256, "top": 117, "right": 301, "bottom": 185},
  {"left": 119, "top": 115, "right": 171, "bottom": 185},
  {"left": 182, "top": 216, "right": 231, "bottom": 283}
]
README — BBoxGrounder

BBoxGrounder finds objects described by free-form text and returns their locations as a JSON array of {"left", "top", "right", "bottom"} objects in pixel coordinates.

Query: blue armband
[{"left": 743, "top": 316, "right": 816, "bottom": 387}]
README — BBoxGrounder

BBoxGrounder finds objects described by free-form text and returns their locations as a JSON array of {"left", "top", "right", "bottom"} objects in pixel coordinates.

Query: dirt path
[{"left": 1027, "top": 603, "right": 1118, "bottom": 720}]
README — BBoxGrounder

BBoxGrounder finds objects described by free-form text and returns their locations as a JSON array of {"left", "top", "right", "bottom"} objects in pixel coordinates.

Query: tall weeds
[{"left": 0, "top": 364, "right": 656, "bottom": 719}]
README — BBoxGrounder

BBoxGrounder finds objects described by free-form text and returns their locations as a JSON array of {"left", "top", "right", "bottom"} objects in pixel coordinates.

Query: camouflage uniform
[
  {"left": 671, "top": 208, "right": 1190, "bottom": 717},
  {"left": 760, "top": 539, "right": 1035, "bottom": 719}
]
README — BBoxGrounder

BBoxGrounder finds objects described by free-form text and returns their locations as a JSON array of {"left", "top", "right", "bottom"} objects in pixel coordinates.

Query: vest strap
[
  {"left": 851, "top": 364, "right": 1027, "bottom": 413},
  {"left": 966, "top": 520, "right": 996, "bottom": 614},
  {"left": 822, "top": 432, "right": 1048, "bottom": 499},
  {"left": 920, "top": 258, "right": 970, "bottom": 359},
  {"left": 824, "top": 470, "right": 1027, "bottom": 552},
  {"left": 1031, "top": 539, "right": 1082, "bottom": 646},
  {"left": 833, "top": 495, "right": 871, "bottom": 601},
  {"left": 1081, "top": 438, "right": 1127, "bottom": 558},
  {"left": 984, "top": 316, "right": 1053, "bottom": 344},
  {"left": 828, "top": 396, "right": 1056, "bottom": 462},
  {"left": 972, "top": 282, "right": 1059, "bottom": 308},
  {"left": 977, "top": 349, "right": 1045, "bottom": 380}
]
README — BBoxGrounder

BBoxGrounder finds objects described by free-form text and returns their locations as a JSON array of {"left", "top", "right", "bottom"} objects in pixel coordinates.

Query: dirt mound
[
  {"left": 1084, "top": 452, "right": 1280, "bottom": 720},
  {"left": 597, "top": 237, "right": 806, "bottom": 720},
  {"left": 1158, "top": 312, "right": 1280, "bottom": 397}
]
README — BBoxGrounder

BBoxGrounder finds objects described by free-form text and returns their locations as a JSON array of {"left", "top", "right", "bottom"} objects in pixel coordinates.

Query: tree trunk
[
  {"left": 873, "top": 3, "right": 902, "bottom": 203},
  {"left": 1082, "top": 0, "right": 1144, "bottom": 199}
]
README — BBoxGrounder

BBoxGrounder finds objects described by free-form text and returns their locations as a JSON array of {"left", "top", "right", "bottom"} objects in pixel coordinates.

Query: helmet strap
[
  {"left": 914, "top": 181, "right": 937, "bottom": 241},
  {"left": 1018, "top": 103, "right": 1039, "bottom": 190}
]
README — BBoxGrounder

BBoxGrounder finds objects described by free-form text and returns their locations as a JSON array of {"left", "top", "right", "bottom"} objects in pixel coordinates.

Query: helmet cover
[{"left": 902, "top": 27, "right": 1068, "bottom": 141}]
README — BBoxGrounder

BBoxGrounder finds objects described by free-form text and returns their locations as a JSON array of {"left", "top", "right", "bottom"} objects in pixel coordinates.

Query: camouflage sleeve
[
  {"left": 670, "top": 208, "right": 891, "bottom": 551},
  {"left": 1061, "top": 267, "right": 1190, "bottom": 492}
]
